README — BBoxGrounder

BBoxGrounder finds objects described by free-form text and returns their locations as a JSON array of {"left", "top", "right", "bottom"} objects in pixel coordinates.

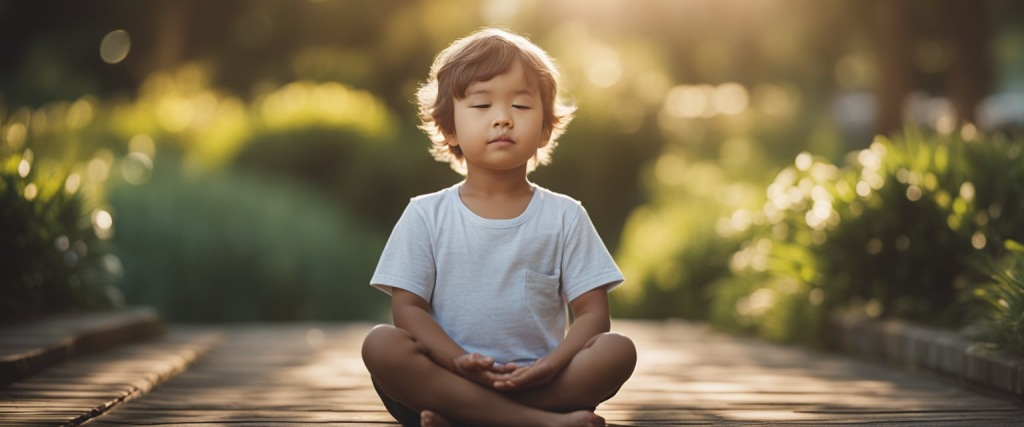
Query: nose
[{"left": 492, "top": 116, "right": 513, "bottom": 129}]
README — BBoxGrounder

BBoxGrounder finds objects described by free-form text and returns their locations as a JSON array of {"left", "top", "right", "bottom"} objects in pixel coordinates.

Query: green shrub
[
  {"left": 1, "top": 149, "right": 122, "bottom": 324},
  {"left": 973, "top": 240, "right": 1024, "bottom": 356},
  {"left": 720, "top": 128, "right": 1024, "bottom": 344},
  {"left": 613, "top": 155, "right": 754, "bottom": 319},
  {"left": 233, "top": 126, "right": 458, "bottom": 234},
  {"left": 107, "top": 159, "right": 388, "bottom": 322}
]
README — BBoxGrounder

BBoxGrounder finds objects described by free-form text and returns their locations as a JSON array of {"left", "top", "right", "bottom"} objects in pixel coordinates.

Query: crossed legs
[{"left": 361, "top": 325, "right": 636, "bottom": 426}]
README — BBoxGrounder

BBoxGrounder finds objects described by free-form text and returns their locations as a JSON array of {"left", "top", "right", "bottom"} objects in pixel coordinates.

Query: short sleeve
[
  {"left": 560, "top": 204, "right": 624, "bottom": 302},
  {"left": 369, "top": 202, "right": 436, "bottom": 302}
]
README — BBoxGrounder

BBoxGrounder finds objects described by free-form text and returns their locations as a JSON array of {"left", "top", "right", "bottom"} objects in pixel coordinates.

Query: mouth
[{"left": 488, "top": 135, "right": 516, "bottom": 145}]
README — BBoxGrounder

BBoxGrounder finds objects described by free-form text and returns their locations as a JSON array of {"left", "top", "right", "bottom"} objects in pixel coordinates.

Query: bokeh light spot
[
  {"left": 94, "top": 210, "right": 113, "bottom": 230},
  {"left": 585, "top": 44, "right": 622, "bottom": 88},
  {"left": 129, "top": 134, "right": 157, "bottom": 157},
  {"left": 5, "top": 123, "right": 27, "bottom": 148},
  {"left": 24, "top": 183, "right": 38, "bottom": 200},
  {"left": 795, "top": 152, "right": 812, "bottom": 171},
  {"left": 906, "top": 185, "right": 922, "bottom": 201},
  {"left": 100, "top": 30, "right": 131, "bottom": 64},
  {"left": 54, "top": 235, "right": 70, "bottom": 252},
  {"left": 865, "top": 238, "right": 883, "bottom": 255},
  {"left": 18, "top": 159, "right": 30, "bottom": 177},
  {"left": 808, "top": 288, "right": 824, "bottom": 306},
  {"left": 960, "top": 123, "right": 977, "bottom": 142},
  {"left": 972, "top": 231, "right": 987, "bottom": 250},
  {"left": 65, "top": 173, "right": 81, "bottom": 194},
  {"left": 67, "top": 98, "right": 95, "bottom": 129},
  {"left": 713, "top": 82, "right": 748, "bottom": 115},
  {"left": 122, "top": 152, "right": 154, "bottom": 185},
  {"left": 307, "top": 328, "right": 326, "bottom": 349},
  {"left": 960, "top": 182, "right": 975, "bottom": 201}
]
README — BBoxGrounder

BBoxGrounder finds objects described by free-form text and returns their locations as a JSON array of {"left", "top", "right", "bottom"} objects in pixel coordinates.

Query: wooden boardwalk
[{"left": 6, "top": 320, "right": 1024, "bottom": 426}]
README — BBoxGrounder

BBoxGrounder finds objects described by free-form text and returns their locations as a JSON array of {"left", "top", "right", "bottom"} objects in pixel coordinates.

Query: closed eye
[
  {"left": 471, "top": 104, "right": 490, "bottom": 109},
  {"left": 512, "top": 105, "right": 531, "bottom": 110}
]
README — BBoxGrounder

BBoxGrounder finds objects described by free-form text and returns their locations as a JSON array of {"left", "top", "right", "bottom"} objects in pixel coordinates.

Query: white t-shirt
[{"left": 370, "top": 182, "right": 624, "bottom": 365}]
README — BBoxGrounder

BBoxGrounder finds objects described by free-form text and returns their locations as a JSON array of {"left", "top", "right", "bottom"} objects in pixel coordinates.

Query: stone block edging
[{"left": 827, "top": 311, "right": 1024, "bottom": 403}]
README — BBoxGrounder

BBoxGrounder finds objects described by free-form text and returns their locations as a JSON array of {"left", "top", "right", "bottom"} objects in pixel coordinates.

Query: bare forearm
[
  {"left": 543, "top": 311, "right": 610, "bottom": 371},
  {"left": 393, "top": 304, "right": 467, "bottom": 372}
]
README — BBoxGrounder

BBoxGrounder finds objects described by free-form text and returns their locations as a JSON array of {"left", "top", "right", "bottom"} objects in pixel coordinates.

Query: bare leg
[
  {"left": 362, "top": 325, "right": 605, "bottom": 427},
  {"left": 420, "top": 410, "right": 453, "bottom": 427},
  {"left": 507, "top": 332, "right": 638, "bottom": 412}
]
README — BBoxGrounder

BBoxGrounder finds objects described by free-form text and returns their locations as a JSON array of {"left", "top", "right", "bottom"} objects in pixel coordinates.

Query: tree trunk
[
  {"left": 874, "top": 0, "right": 913, "bottom": 137},
  {"left": 946, "top": 0, "right": 991, "bottom": 125}
]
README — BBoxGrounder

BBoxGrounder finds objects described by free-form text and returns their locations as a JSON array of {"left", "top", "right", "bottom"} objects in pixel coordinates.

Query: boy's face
[{"left": 448, "top": 61, "right": 550, "bottom": 175}]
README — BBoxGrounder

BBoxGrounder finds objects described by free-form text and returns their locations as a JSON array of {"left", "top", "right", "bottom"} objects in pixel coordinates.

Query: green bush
[
  {"left": 1, "top": 150, "right": 122, "bottom": 324},
  {"left": 613, "top": 155, "right": 755, "bottom": 319},
  {"left": 233, "top": 126, "right": 458, "bottom": 234},
  {"left": 107, "top": 158, "right": 388, "bottom": 322},
  {"left": 719, "top": 128, "right": 1024, "bottom": 344},
  {"left": 973, "top": 240, "right": 1024, "bottom": 356}
]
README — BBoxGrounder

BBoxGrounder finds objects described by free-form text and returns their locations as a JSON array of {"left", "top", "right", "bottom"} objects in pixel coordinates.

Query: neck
[{"left": 461, "top": 164, "right": 532, "bottom": 197}]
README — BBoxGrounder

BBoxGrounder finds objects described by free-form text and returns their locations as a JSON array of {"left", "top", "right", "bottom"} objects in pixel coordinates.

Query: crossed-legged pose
[{"left": 362, "top": 28, "right": 636, "bottom": 427}]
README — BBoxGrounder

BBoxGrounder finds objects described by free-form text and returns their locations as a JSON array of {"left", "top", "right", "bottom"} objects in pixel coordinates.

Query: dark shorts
[{"left": 371, "top": 377, "right": 618, "bottom": 427}]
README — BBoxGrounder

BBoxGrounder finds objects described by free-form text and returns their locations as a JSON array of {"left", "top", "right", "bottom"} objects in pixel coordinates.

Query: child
[{"left": 361, "top": 28, "right": 636, "bottom": 427}]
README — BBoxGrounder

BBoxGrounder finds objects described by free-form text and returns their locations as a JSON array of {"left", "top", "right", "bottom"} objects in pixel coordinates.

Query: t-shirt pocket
[{"left": 523, "top": 269, "right": 564, "bottom": 324}]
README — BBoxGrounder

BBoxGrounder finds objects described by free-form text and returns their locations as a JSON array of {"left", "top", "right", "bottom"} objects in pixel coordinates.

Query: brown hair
[{"left": 416, "top": 28, "right": 575, "bottom": 175}]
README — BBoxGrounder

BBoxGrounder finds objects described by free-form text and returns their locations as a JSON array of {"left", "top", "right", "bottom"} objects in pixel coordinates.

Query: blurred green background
[{"left": 2, "top": 0, "right": 1023, "bottom": 351}]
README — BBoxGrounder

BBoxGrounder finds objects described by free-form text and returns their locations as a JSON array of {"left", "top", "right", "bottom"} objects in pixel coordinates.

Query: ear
[
  {"left": 443, "top": 132, "right": 459, "bottom": 147},
  {"left": 538, "top": 129, "right": 552, "bottom": 148}
]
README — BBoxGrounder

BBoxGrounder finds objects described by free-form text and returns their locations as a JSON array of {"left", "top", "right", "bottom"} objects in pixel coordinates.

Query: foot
[
  {"left": 421, "top": 410, "right": 454, "bottom": 427},
  {"left": 557, "top": 410, "right": 605, "bottom": 427}
]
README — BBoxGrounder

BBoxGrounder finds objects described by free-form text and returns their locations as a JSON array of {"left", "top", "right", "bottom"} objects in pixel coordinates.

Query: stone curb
[
  {"left": 827, "top": 311, "right": 1024, "bottom": 403},
  {"left": 0, "top": 306, "right": 164, "bottom": 386}
]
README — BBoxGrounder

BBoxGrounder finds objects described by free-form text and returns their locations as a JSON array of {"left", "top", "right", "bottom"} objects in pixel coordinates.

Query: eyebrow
[{"left": 465, "top": 88, "right": 536, "bottom": 96}]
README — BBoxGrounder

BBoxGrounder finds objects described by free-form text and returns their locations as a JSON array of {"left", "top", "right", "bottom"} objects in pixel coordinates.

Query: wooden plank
[
  {"left": 0, "top": 307, "right": 164, "bottom": 386},
  {"left": 81, "top": 321, "right": 1024, "bottom": 426},
  {"left": 0, "top": 328, "right": 220, "bottom": 426}
]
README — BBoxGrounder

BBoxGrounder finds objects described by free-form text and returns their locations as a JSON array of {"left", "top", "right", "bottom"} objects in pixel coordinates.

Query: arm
[
  {"left": 392, "top": 288, "right": 515, "bottom": 384},
  {"left": 494, "top": 286, "right": 610, "bottom": 391}
]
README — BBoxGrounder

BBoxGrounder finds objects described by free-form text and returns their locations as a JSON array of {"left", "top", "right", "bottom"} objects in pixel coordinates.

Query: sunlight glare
[{"left": 585, "top": 44, "right": 622, "bottom": 88}]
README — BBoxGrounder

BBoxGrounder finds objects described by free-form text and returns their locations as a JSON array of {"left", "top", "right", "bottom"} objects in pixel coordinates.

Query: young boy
[{"left": 361, "top": 28, "right": 636, "bottom": 427}]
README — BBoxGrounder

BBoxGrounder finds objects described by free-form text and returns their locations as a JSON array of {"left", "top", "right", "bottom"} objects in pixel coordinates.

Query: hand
[
  {"left": 493, "top": 357, "right": 558, "bottom": 391},
  {"left": 452, "top": 353, "right": 517, "bottom": 388}
]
